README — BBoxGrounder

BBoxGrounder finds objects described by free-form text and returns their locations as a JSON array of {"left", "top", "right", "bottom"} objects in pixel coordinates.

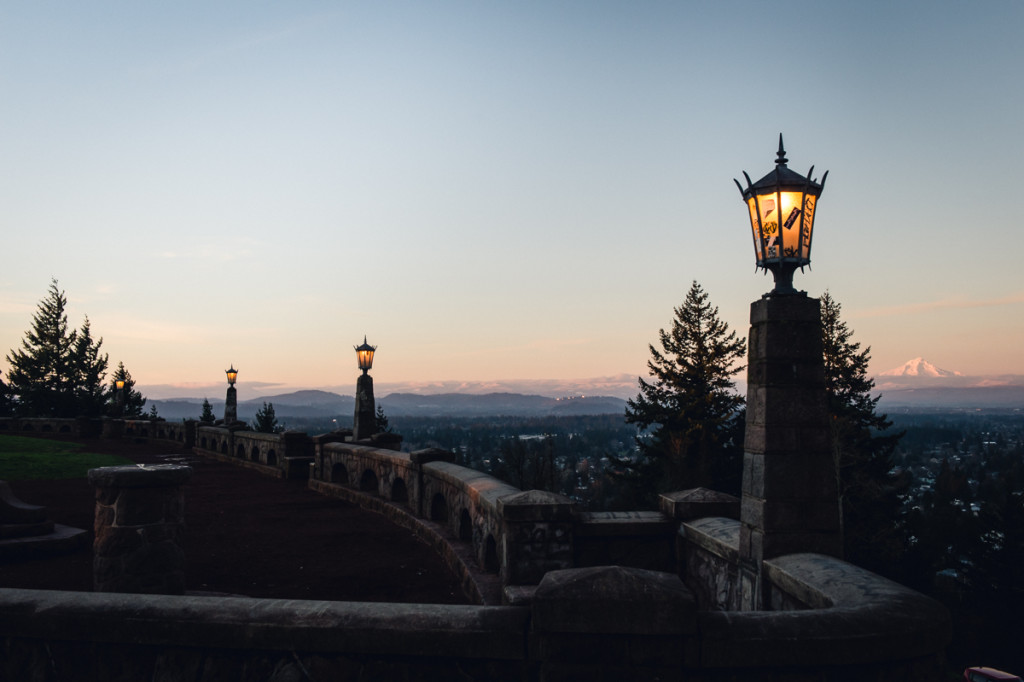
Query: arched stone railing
[{"left": 192, "top": 426, "right": 312, "bottom": 479}]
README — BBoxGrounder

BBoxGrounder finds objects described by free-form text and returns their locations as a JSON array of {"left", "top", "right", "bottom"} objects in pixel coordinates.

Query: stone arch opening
[
  {"left": 391, "top": 478, "right": 408, "bottom": 503},
  {"left": 266, "top": 449, "right": 277, "bottom": 466},
  {"left": 360, "top": 469, "right": 378, "bottom": 493},
  {"left": 458, "top": 509, "right": 472, "bottom": 543},
  {"left": 158, "top": 429, "right": 166, "bottom": 439},
  {"left": 250, "top": 445, "right": 260, "bottom": 462},
  {"left": 58, "top": 424, "right": 71, "bottom": 433},
  {"left": 21, "top": 424, "right": 33, "bottom": 431},
  {"left": 484, "top": 535, "right": 499, "bottom": 574},
  {"left": 220, "top": 441, "right": 228, "bottom": 455},
  {"left": 331, "top": 462, "right": 347, "bottom": 485},
  {"left": 430, "top": 493, "right": 448, "bottom": 523},
  {"left": 237, "top": 444, "right": 246, "bottom": 459},
  {"left": 41, "top": 424, "right": 52, "bottom": 432},
  {"left": 200, "top": 437, "right": 207, "bottom": 449}
]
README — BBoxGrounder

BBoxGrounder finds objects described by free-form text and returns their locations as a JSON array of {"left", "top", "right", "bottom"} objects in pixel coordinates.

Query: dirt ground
[{"left": 0, "top": 435, "right": 469, "bottom": 604}]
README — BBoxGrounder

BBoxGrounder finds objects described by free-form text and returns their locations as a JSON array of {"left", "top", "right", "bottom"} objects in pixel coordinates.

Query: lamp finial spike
[{"left": 775, "top": 133, "right": 788, "bottom": 167}]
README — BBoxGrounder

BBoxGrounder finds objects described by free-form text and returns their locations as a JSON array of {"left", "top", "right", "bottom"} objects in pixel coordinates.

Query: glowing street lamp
[
  {"left": 115, "top": 379, "right": 126, "bottom": 417},
  {"left": 735, "top": 134, "right": 828, "bottom": 295},
  {"left": 353, "top": 336, "right": 377, "bottom": 440},
  {"left": 224, "top": 365, "right": 239, "bottom": 423},
  {"left": 355, "top": 337, "right": 376, "bottom": 375}
]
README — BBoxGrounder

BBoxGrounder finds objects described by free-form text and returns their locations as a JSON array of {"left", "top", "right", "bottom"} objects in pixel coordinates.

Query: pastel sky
[{"left": 2, "top": 1, "right": 1022, "bottom": 400}]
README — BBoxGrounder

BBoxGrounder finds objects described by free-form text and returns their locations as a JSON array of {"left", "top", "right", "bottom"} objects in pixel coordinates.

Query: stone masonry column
[
  {"left": 224, "top": 384, "right": 238, "bottom": 424},
  {"left": 88, "top": 464, "right": 193, "bottom": 595},
  {"left": 739, "top": 294, "right": 841, "bottom": 610},
  {"left": 497, "top": 490, "right": 575, "bottom": 585},
  {"left": 353, "top": 372, "right": 376, "bottom": 441}
]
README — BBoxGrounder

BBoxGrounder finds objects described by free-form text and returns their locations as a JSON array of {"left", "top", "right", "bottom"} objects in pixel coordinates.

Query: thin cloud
[{"left": 856, "top": 292, "right": 1024, "bottom": 318}]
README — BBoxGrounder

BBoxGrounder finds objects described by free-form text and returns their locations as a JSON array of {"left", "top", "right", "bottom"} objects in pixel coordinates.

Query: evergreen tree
[
  {"left": 147, "top": 404, "right": 160, "bottom": 420},
  {"left": 611, "top": 281, "right": 746, "bottom": 506},
  {"left": 820, "top": 291, "right": 904, "bottom": 572},
  {"left": 375, "top": 405, "right": 392, "bottom": 433},
  {"left": 5, "top": 279, "right": 81, "bottom": 416},
  {"left": 107, "top": 361, "right": 147, "bottom": 417},
  {"left": 0, "top": 371, "right": 13, "bottom": 416},
  {"left": 252, "top": 402, "right": 281, "bottom": 433},
  {"left": 71, "top": 317, "right": 109, "bottom": 416},
  {"left": 199, "top": 398, "right": 216, "bottom": 423}
]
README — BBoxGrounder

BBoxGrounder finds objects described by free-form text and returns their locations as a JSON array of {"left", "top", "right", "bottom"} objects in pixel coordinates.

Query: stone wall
[
  {"left": 47, "top": 422, "right": 952, "bottom": 679},
  {"left": 193, "top": 425, "right": 313, "bottom": 479},
  {"left": 0, "top": 559, "right": 949, "bottom": 681}
]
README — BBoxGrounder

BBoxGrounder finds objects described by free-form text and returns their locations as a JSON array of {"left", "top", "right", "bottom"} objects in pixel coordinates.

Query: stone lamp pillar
[
  {"left": 734, "top": 137, "right": 840, "bottom": 610},
  {"left": 738, "top": 294, "right": 842, "bottom": 610},
  {"left": 224, "top": 365, "right": 238, "bottom": 424},
  {"left": 353, "top": 337, "right": 377, "bottom": 441}
]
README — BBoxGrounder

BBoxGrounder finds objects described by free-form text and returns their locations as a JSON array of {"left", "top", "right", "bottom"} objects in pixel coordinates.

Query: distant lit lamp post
[
  {"left": 734, "top": 136, "right": 841, "bottom": 611},
  {"left": 353, "top": 337, "right": 377, "bottom": 441},
  {"left": 735, "top": 134, "right": 827, "bottom": 295},
  {"left": 115, "top": 379, "right": 126, "bottom": 418},
  {"left": 224, "top": 365, "right": 238, "bottom": 424}
]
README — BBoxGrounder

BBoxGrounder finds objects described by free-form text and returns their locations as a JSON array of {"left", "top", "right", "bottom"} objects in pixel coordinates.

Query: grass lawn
[{"left": 0, "top": 435, "right": 133, "bottom": 480}]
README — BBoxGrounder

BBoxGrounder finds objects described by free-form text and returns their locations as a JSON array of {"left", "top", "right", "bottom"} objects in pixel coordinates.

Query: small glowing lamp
[
  {"left": 735, "top": 134, "right": 827, "bottom": 294},
  {"left": 225, "top": 365, "right": 238, "bottom": 386},
  {"left": 355, "top": 336, "right": 377, "bottom": 374},
  {"left": 115, "top": 379, "right": 126, "bottom": 391}
]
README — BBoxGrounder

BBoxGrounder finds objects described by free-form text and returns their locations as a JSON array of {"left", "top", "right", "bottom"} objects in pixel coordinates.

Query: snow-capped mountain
[{"left": 879, "top": 357, "right": 963, "bottom": 378}]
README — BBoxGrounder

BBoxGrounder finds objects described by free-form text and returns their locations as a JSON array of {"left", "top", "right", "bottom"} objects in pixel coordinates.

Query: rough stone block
[
  {"left": 659, "top": 488, "right": 739, "bottom": 521},
  {"left": 532, "top": 566, "right": 696, "bottom": 636}
]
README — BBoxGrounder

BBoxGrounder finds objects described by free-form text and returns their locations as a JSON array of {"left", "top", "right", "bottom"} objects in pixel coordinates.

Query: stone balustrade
[{"left": 0, "top": 415, "right": 951, "bottom": 679}]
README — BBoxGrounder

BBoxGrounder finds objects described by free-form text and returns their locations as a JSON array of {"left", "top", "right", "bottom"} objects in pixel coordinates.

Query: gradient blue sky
[{"left": 2, "top": 2, "right": 1022, "bottom": 399}]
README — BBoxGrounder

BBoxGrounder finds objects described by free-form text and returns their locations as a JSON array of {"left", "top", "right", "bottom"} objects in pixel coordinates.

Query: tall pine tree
[
  {"left": 5, "top": 280, "right": 110, "bottom": 417},
  {"left": 820, "top": 291, "right": 904, "bottom": 572},
  {"left": 252, "top": 402, "right": 281, "bottom": 433},
  {"left": 6, "top": 280, "right": 79, "bottom": 416},
  {"left": 72, "top": 317, "right": 109, "bottom": 416},
  {"left": 611, "top": 281, "right": 746, "bottom": 506}
]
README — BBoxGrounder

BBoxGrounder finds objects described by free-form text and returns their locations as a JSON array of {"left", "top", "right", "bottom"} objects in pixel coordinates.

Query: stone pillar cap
[
  {"left": 87, "top": 464, "right": 193, "bottom": 488},
  {"left": 497, "top": 489, "right": 574, "bottom": 521}
]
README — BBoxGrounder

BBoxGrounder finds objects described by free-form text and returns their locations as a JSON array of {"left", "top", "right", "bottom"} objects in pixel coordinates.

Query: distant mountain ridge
[{"left": 149, "top": 391, "right": 627, "bottom": 420}]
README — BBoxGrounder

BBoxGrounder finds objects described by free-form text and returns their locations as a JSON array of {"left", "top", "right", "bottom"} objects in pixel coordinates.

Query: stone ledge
[
  {"left": 532, "top": 566, "right": 696, "bottom": 636},
  {"left": 0, "top": 588, "right": 530, "bottom": 660},
  {"left": 574, "top": 511, "right": 673, "bottom": 537},
  {"left": 87, "top": 464, "right": 193, "bottom": 489},
  {"left": 697, "top": 552, "right": 951, "bottom": 668},
  {"left": 680, "top": 517, "right": 741, "bottom": 564}
]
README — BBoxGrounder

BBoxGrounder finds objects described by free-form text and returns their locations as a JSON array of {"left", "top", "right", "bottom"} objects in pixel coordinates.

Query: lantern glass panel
[
  {"left": 801, "top": 194, "right": 817, "bottom": 258},
  {"left": 777, "top": 190, "right": 805, "bottom": 260},
  {"left": 746, "top": 198, "right": 763, "bottom": 260},
  {"left": 357, "top": 349, "right": 374, "bottom": 370}
]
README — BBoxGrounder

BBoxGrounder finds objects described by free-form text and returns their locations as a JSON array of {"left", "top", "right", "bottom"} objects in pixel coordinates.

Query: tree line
[{"left": 1, "top": 280, "right": 150, "bottom": 419}]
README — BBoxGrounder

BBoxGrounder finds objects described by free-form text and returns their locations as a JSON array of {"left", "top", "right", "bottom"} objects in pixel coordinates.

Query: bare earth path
[{"left": 0, "top": 436, "right": 468, "bottom": 604}]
